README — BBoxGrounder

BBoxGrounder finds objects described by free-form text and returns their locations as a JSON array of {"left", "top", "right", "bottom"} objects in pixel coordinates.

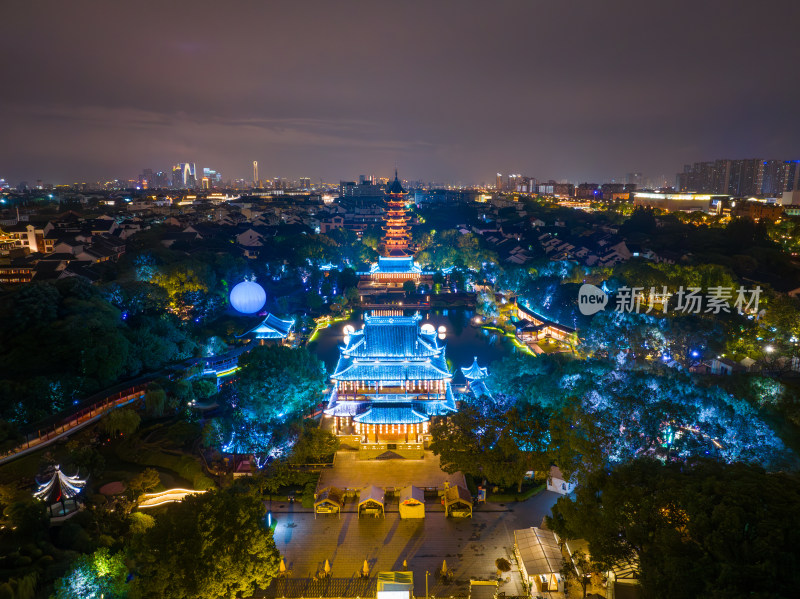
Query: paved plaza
[
  {"left": 259, "top": 491, "right": 561, "bottom": 598},
  {"left": 318, "top": 451, "right": 466, "bottom": 492}
]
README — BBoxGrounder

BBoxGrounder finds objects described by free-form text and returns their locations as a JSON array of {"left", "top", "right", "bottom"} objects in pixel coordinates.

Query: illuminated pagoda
[
  {"left": 324, "top": 312, "right": 456, "bottom": 451},
  {"left": 382, "top": 169, "right": 411, "bottom": 256},
  {"left": 358, "top": 171, "right": 432, "bottom": 293}
]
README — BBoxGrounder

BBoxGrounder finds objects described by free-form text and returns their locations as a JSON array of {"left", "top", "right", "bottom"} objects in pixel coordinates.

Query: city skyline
[{"left": 2, "top": 1, "right": 800, "bottom": 185}]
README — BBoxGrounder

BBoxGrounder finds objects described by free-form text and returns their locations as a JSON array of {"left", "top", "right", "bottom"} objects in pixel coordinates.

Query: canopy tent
[
  {"left": 376, "top": 571, "right": 413, "bottom": 599},
  {"left": 443, "top": 484, "right": 472, "bottom": 518},
  {"left": 514, "top": 527, "right": 564, "bottom": 593},
  {"left": 357, "top": 485, "right": 385, "bottom": 518},
  {"left": 314, "top": 486, "right": 344, "bottom": 518},
  {"left": 469, "top": 581, "right": 498, "bottom": 599},
  {"left": 399, "top": 485, "right": 425, "bottom": 519}
]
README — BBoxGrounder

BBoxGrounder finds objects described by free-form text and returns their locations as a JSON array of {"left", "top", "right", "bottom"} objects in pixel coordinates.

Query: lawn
[{"left": 487, "top": 482, "right": 545, "bottom": 503}]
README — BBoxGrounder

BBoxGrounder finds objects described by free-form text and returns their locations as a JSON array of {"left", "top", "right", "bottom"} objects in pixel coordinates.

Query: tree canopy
[
  {"left": 549, "top": 459, "right": 800, "bottom": 599},
  {"left": 131, "top": 488, "right": 280, "bottom": 599}
]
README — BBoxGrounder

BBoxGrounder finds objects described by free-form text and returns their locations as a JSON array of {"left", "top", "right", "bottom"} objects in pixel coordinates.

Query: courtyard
[
  {"left": 259, "top": 491, "right": 561, "bottom": 598},
  {"left": 317, "top": 451, "right": 466, "bottom": 493}
]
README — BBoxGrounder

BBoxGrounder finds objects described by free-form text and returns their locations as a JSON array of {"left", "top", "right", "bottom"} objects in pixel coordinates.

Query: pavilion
[
  {"left": 236, "top": 313, "right": 295, "bottom": 345},
  {"left": 461, "top": 356, "right": 492, "bottom": 399},
  {"left": 33, "top": 465, "right": 86, "bottom": 520}
]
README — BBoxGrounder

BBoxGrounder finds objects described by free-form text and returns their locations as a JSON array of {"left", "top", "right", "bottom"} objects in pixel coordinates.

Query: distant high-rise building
[
  {"left": 757, "top": 160, "right": 786, "bottom": 196},
  {"left": 496, "top": 173, "right": 504, "bottom": 190},
  {"left": 253, "top": 161, "right": 258, "bottom": 187},
  {"left": 139, "top": 168, "right": 154, "bottom": 189},
  {"left": 726, "top": 159, "right": 761, "bottom": 196},
  {"left": 203, "top": 167, "right": 221, "bottom": 189},
  {"left": 299, "top": 177, "right": 311, "bottom": 189},
  {"left": 625, "top": 172, "right": 642, "bottom": 186},
  {"left": 172, "top": 163, "right": 196, "bottom": 188},
  {"left": 676, "top": 158, "right": 800, "bottom": 196},
  {"left": 783, "top": 160, "right": 800, "bottom": 193}
]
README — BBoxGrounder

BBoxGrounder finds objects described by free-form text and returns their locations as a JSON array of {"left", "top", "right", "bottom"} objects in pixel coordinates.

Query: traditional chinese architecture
[
  {"left": 33, "top": 465, "right": 86, "bottom": 519},
  {"left": 324, "top": 312, "right": 456, "bottom": 451},
  {"left": 461, "top": 356, "right": 492, "bottom": 399},
  {"left": 357, "top": 172, "right": 433, "bottom": 298},
  {"left": 236, "top": 313, "right": 295, "bottom": 344},
  {"left": 382, "top": 169, "right": 411, "bottom": 256}
]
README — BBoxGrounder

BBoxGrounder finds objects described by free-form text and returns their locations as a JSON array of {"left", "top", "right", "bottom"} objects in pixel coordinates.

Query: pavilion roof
[
  {"left": 353, "top": 404, "right": 429, "bottom": 424},
  {"left": 461, "top": 356, "right": 489, "bottom": 380},
  {"left": 33, "top": 465, "right": 86, "bottom": 503},
  {"left": 331, "top": 357, "right": 451, "bottom": 382},
  {"left": 323, "top": 391, "right": 456, "bottom": 419},
  {"left": 369, "top": 256, "right": 422, "bottom": 274},
  {"left": 386, "top": 171, "right": 406, "bottom": 195},
  {"left": 237, "top": 313, "right": 294, "bottom": 339},
  {"left": 468, "top": 380, "right": 493, "bottom": 400},
  {"left": 339, "top": 314, "right": 444, "bottom": 360}
]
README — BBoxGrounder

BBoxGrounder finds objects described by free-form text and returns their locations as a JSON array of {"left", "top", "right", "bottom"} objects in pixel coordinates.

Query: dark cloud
[{"left": 2, "top": 0, "right": 799, "bottom": 184}]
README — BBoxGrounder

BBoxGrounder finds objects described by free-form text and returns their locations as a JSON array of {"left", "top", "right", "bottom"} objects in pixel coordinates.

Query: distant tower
[
  {"left": 382, "top": 169, "right": 411, "bottom": 256},
  {"left": 253, "top": 161, "right": 259, "bottom": 188}
]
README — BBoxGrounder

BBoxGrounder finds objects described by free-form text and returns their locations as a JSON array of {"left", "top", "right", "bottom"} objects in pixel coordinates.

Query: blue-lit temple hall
[{"left": 324, "top": 312, "right": 456, "bottom": 451}]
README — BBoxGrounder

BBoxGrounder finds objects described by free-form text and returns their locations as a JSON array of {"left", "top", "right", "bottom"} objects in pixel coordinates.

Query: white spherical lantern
[
  {"left": 421, "top": 323, "right": 435, "bottom": 335},
  {"left": 437, "top": 325, "right": 447, "bottom": 334},
  {"left": 229, "top": 280, "right": 267, "bottom": 314},
  {"left": 343, "top": 324, "right": 355, "bottom": 336}
]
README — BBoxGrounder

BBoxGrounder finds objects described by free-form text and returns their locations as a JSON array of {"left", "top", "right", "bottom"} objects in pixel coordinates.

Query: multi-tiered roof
[
  {"left": 382, "top": 170, "right": 411, "bottom": 256},
  {"left": 325, "top": 313, "right": 456, "bottom": 424}
]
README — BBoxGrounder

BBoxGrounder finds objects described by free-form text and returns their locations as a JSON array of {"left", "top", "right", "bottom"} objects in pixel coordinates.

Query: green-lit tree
[{"left": 53, "top": 549, "right": 129, "bottom": 599}]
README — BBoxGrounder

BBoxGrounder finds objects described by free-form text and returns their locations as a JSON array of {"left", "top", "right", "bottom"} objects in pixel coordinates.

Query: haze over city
[{"left": 3, "top": 0, "right": 800, "bottom": 184}]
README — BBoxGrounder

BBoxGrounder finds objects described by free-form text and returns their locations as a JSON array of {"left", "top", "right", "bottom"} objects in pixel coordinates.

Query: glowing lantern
[
  {"left": 421, "top": 323, "right": 435, "bottom": 335},
  {"left": 229, "top": 280, "right": 267, "bottom": 314}
]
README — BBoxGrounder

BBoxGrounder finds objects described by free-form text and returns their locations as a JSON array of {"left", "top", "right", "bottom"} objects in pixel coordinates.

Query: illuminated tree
[{"left": 53, "top": 549, "right": 128, "bottom": 599}]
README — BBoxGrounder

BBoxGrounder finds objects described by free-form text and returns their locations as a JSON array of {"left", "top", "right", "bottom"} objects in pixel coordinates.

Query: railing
[{"left": 0, "top": 384, "right": 148, "bottom": 463}]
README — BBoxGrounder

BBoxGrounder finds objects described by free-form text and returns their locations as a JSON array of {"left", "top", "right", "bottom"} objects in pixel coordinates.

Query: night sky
[{"left": 3, "top": 0, "right": 799, "bottom": 185}]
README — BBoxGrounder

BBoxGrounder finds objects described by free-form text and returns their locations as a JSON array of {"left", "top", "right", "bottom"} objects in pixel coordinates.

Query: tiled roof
[
  {"left": 461, "top": 356, "right": 489, "bottom": 380},
  {"left": 237, "top": 313, "right": 294, "bottom": 339},
  {"left": 353, "top": 404, "right": 428, "bottom": 424},
  {"left": 331, "top": 358, "right": 451, "bottom": 381},
  {"left": 370, "top": 255, "right": 421, "bottom": 274},
  {"left": 386, "top": 172, "right": 406, "bottom": 194},
  {"left": 341, "top": 314, "right": 443, "bottom": 359}
]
